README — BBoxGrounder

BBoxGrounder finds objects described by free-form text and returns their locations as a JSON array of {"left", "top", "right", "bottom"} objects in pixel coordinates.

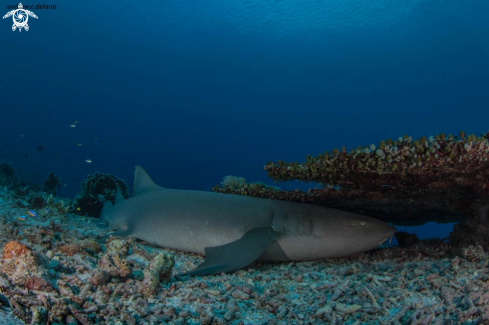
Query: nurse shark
[{"left": 98, "top": 166, "right": 397, "bottom": 277}]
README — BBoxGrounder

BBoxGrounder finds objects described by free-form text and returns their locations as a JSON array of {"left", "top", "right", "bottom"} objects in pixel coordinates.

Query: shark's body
[{"left": 100, "top": 166, "right": 397, "bottom": 276}]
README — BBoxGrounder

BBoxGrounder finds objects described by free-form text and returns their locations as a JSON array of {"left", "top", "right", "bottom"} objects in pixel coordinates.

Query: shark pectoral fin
[{"left": 177, "top": 227, "right": 281, "bottom": 277}]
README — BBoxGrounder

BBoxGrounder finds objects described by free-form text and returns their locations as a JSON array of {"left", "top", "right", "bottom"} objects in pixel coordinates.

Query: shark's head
[
  {"left": 97, "top": 166, "right": 162, "bottom": 233},
  {"left": 342, "top": 213, "right": 397, "bottom": 248},
  {"left": 274, "top": 205, "right": 397, "bottom": 260},
  {"left": 314, "top": 211, "right": 397, "bottom": 258},
  {"left": 98, "top": 200, "right": 130, "bottom": 231},
  {"left": 97, "top": 184, "right": 132, "bottom": 231}
]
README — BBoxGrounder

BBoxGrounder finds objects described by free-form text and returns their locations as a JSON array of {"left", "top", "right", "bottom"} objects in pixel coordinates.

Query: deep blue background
[{"left": 1, "top": 1, "right": 488, "bottom": 238}]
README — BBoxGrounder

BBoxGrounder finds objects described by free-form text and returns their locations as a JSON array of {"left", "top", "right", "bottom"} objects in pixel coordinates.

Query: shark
[{"left": 98, "top": 166, "right": 397, "bottom": 277}]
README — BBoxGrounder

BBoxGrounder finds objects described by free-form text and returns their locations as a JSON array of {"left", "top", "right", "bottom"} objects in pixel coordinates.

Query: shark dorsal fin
[
  {"left": 133, "top": 166, "right": 162, "bottom": 196},
  {"left": 114, "top": 186, "right": 125, "bottom": 204}
]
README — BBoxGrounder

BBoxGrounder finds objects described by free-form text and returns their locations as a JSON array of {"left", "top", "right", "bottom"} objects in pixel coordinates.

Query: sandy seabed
[{"left": 0, "top": 190, "right": 488, "bottom": 325}]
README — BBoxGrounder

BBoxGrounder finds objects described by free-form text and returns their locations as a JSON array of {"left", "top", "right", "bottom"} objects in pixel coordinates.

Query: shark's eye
[{"left": 360, "top": 222, "right": 366, "bottom": 226}]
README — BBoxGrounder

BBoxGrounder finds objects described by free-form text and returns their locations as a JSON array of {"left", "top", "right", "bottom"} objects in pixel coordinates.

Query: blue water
[{"left": 1, "top": 0, "right": 488, "bottom": 238}]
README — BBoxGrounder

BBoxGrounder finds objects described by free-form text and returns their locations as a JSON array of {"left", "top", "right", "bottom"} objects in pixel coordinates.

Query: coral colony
[{"left": 1, "top": 130, "right": 489, "bottom": 323}]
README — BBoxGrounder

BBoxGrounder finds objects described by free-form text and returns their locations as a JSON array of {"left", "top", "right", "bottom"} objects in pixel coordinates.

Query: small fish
[
  {"left": 73, "top": 120, "right": 79, "bottom": 124},
  {"left": 21, "top": 134, "right": 24, "bottom": 137},
  {"left": 17, "top": 215, "right": 26, "bottom": 221},
  {"left": 77, "top": 143, "right": 82, "bottom": 146},
  {"left": 85, "top": 159, "right": 92, "bottom": 163},
  {"left": 43, "top": 208, "right": 49, "bottom": 213},
  {"left": 28, "top": 210, "right": 37, "bottom": 217},
  {"left": 70, "top": 124, "right": 76, "bottom": 128},
  {"left": 63, "top": 183, "right": 67, "bottom": 187},
  {"left": 38, "top": 146, "right": 44, "bottom": 151},
  {"left": 76, "top": 207, "right": 81, "bottom": 211}
]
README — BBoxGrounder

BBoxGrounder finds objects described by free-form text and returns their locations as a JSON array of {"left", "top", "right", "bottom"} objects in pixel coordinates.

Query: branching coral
[{"left": 213, "top": 175, "right": 281, "bottom": 196}]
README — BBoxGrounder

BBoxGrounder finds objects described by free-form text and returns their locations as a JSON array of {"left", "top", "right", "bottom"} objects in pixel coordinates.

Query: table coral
[{"left": 214, "top": 131, "right": 489, "bottom": 226}]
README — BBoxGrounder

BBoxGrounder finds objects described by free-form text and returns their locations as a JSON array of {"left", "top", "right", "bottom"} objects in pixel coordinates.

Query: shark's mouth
[
  {"left": 379, "top": 235, "right": 394, "bottom": 246},
  {"left": 96, "top": 221, "right": 109, "bottom": 230}
]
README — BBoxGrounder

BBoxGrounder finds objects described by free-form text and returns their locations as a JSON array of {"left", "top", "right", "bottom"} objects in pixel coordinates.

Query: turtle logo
[{"left": 3, "top": 3, "right": 38, "bottom": 32}]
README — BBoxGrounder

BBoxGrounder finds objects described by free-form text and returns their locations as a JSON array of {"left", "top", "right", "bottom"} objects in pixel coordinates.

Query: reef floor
[{"left": 0, "top": 191, "right": 488, "bottom": 324}]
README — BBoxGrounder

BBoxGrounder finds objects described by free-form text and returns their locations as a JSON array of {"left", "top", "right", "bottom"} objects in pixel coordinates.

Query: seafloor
[{"left": 0, "top": 188, "right": 488, "bottom": 324}]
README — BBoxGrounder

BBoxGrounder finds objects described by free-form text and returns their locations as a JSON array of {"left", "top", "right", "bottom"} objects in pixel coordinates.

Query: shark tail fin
[{"left": 133, "top": 166, "right": 162, "bottom": 196}]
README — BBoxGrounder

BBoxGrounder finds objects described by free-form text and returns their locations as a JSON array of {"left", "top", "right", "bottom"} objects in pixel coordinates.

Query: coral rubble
[
  {"left": 3, "top": 202, "right": 489, "bottom": 325},
  {"left": 1, "top": 163, "right": 489, "bottom": 323}
]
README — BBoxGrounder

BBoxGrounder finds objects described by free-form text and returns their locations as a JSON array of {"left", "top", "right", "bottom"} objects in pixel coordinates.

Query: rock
[
  {"left": 395, "top": 232, "right": 420, "bottom": 248},
  {"left": 139, "top": 252, "right": 174, "bottom": 298}
]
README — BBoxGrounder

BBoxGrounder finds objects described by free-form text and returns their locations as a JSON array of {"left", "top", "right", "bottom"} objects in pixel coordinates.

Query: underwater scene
[{"left": 0, "top": 0, "right": 489, "bottom": 324}]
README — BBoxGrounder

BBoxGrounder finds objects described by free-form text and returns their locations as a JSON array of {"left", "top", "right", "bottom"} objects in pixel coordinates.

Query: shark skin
[{"left": 99, "top": 166, "right": 397, "bottom": 277}]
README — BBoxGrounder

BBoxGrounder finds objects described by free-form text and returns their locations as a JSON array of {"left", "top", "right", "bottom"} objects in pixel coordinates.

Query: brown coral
[
  {"left": 2, "top": 241, "right": 30, "bottom": 260},
  {"left": 57, "top": 238, "right": 102, "bottom": 257},
  {"left": 0, "top": 241, "right": 54, "bottom": 292},
  {"left": 57, "top": 243, "right": 83, "bottom": 256},
  {"left": 25, "top": 276, "right": 54, "bottom": 292}
]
